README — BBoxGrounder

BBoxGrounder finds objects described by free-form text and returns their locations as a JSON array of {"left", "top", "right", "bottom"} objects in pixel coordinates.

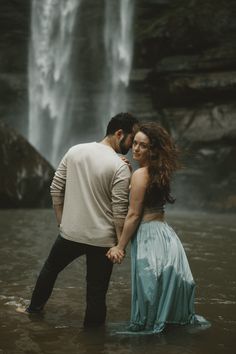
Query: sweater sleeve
[
  {"left": 50, "top": 152, "right": 68, "bottom": 205},
  {"left": 111, "top": 164, "right": 131, "bottom": 218}
]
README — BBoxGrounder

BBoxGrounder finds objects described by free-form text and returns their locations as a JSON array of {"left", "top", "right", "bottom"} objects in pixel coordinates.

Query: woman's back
[{"left": 140, "top": 171, "right": 166, "bottom": 222}]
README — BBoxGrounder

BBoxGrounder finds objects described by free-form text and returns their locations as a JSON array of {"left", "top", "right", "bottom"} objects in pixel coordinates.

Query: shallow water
[{"left": 0, "top": 209, "right": 235, "bottom": 354}]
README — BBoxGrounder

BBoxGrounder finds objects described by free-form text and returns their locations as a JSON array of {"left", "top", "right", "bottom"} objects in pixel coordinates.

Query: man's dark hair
[{"left": 106, "top": 112, "right": 138, "bottom": 136}]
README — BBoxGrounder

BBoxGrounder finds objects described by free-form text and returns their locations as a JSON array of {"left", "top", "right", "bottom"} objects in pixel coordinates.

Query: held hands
[{"left": 106, "top": 246, "right": 125, "bottom": 264}]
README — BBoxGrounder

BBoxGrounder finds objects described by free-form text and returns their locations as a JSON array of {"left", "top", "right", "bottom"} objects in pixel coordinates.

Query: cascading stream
[
  {"left": 28, "top": 0, "right": 135, "bottom": 165},
  {"left": 103, "top": 0, "right": 135, "bottom": 125},
  {"left": 28, "top": 0, "right": 80, "bottom": 165}
]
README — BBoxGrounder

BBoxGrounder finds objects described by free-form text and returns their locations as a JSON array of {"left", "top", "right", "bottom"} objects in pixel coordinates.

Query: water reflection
[{"left": 0, "top": 209, "right": 235, "bottom": 354}]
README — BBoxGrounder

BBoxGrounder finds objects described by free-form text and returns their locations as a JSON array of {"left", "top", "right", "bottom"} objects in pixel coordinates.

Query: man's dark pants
[{"left": 27, "top": 235, "right": 113, "bottom": 327}]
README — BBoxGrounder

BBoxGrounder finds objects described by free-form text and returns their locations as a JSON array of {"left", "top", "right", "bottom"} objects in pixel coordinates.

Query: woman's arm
[{"left": 107, "top": 168, "right": 148, "bottom": 262}]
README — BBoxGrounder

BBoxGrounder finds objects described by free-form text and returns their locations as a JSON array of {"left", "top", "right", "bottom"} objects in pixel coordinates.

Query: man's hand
[
  {"left": 106, "top": 246, "right": 125, "bottom": 264},
  {"left": 119, "top": 155, "right": 132, "bottom": 172}
]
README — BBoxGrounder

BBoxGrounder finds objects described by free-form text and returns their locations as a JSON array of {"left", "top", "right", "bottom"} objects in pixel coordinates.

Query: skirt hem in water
[{"left": 117, "top": 314, "right": 211, "bottom": 335}]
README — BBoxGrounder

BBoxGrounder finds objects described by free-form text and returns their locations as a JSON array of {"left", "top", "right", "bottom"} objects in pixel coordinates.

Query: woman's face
[{"left": 132, "top": 131, "right": 150, "bottom": 166}]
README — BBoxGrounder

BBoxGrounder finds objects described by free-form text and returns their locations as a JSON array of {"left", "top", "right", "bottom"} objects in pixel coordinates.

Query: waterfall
[
  {"left": 28, "top": 0, "right": 135, "bottom": 165},
  {"left": 28, "top": 0, "right": 80, "bottom": 165},
  {"left": 103, "top": 0, "right": 135, "bottom": 125}
]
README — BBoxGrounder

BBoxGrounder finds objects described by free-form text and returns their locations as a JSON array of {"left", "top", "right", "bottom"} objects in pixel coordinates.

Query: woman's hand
[
  {"left": 106, "top": 246, "right": 125, "bottom": 264},
  {"left": 119, "top": 155, "right": 132, "bottom": 172}
]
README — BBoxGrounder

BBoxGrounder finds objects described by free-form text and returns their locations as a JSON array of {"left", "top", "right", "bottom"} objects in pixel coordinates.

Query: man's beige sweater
[{"left": 50, "top": 142, "right": 131, "bottom": 247}]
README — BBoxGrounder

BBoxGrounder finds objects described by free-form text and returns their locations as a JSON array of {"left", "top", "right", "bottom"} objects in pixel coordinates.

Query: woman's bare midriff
[{"left": 142, "top": 212, "right": 165, "bottom": 222}]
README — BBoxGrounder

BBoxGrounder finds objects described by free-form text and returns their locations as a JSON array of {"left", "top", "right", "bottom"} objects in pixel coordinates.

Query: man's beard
[{"left": 119, "top": 136, "right": 130, "bottom": 155}]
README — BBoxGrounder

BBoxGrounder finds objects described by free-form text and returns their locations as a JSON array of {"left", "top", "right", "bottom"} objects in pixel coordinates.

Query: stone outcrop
[
  {"left": 0, "top": 120, "right": 54, "bottom": 208},
  {"left": 0, "top": 0, "right": 30, "bottom": 134},
  {"left": 132, "top": 0, "right": 236, "bottom": 212}
]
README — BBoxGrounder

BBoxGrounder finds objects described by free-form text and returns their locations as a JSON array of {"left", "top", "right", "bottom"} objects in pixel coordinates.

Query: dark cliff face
[
  {"left": 0, "top": 0, "right": 31, "bottom": 135},
  {"left": 0, "top": 120, "right": 54, "bottom": 208},
  {"left": 133, "top": 0, "right": 236, "bottom": 212},
  {"left": 0, "top": 0, "right": 235, "bottom": 211}
]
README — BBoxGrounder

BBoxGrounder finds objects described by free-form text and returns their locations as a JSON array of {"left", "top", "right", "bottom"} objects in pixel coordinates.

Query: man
[{"left": 17, "top": 112, "right": 138, "bottom": 327}]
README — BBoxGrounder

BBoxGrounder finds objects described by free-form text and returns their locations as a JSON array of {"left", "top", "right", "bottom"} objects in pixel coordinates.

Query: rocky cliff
[
  {"left": 132, "top": 0, "right": 236, "bottom": 211},
  {"left": 0, "top": 120, "right": 54, "bottom": 208},
  {"left": 0, "top": 0, "right": 31, "bottom": 135}
]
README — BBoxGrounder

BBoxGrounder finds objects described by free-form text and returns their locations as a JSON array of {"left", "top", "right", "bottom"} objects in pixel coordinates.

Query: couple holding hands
[{"left": 17, "top": 112, "right": 207, "bottom": 334}]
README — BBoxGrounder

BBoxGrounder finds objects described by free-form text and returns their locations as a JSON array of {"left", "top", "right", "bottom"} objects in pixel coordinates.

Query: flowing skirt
[{"left": 129, "top": 220, "right": 201, "bottom": 333}]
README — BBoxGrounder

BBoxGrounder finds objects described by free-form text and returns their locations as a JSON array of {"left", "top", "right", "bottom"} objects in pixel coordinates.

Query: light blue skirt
[{"left": 129, "top": 220, "right": 204, "bottom": 334}]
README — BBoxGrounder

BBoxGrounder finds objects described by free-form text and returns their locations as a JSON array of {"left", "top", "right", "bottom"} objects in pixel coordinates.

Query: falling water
[
  {"left": 28, "top": 0, "right": 135, "bottom": 165},
  {"left": 103, "top": 0, "right": 135, "bottom": 125},
  {"left": 28, "top": 0, "right": 80, "bottom": 165}
]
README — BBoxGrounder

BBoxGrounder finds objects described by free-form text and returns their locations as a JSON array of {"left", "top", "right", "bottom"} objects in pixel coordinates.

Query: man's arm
[
  {"left": 113, "top": 217, "right": 125, "bottom": 241},
  {"left": 111, "top": 164, "right": 131, "bottom": 241},
  {"left": 53, "top": 204, "right": 64, "bottom": 226},
  {"left": 50, "top": 153, "right": 68, "bottom": 226}
]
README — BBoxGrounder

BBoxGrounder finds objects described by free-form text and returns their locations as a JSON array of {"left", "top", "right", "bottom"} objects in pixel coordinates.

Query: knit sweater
[{"left": 50, "top": 142, "right": 131, "bottom": 247}]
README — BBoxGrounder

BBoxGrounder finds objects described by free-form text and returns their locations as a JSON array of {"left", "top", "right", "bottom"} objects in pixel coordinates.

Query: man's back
[{"left": 51, "top": 142, "right": 131, "bottom": 246}]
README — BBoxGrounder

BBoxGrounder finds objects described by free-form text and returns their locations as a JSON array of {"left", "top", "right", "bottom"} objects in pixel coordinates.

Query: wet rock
[
  {"left": 135, "top": 0, "right": 236, "bottom": 62},
  {"left": 0, "top": 0, "right": 30, "bottom": 134},
  {"left": 133, "top": 0, "right": 236, "bottom": 212},
  {"left": 147, "top": 43, "right": 236, "bottom": 107},
  {"left": 161, "top": 103, "right": 236, "bottom": 212},
  {"left": 163, "top": 104, "right": 236, "bottom": 143},
  {"left": 172, "top": 144, "right": 236, "bottom": 212},
  {"left": 0, "top": 120, "right": 55, "bottom": 208}
]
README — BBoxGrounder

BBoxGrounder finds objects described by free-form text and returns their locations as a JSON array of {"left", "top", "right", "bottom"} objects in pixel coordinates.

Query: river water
[{"left": 0, "top": 209, "right": 235, "bottom": 354}]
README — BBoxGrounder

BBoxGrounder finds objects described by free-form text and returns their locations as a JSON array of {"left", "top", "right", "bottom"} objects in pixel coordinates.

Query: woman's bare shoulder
[
  {"left": 131, "top": 167, "right": 148, "bottom": 184},
  {"left": 132, "top": 167, "right": 148, "bottom": 176}
]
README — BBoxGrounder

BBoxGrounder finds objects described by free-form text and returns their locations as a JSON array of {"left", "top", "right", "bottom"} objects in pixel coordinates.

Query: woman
[{"left": 107, "top": 122, "right": 207, "bottom": 334}]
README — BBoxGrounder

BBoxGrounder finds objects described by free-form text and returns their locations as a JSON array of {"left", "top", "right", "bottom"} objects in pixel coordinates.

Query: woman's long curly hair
[{"left": 138, "top": 122, "right": 181, "bottom": 204}]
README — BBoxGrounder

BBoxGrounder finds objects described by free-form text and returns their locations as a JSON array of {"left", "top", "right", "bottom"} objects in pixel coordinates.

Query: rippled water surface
[{"left": 0, "top": 209, "right": 235, "bottom": 354}]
